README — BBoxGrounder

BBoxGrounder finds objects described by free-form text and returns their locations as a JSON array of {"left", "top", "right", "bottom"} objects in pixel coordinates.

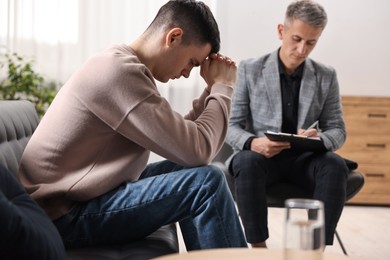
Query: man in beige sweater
[{"left": 18, "top": 0, "right": 247, "bottom": 251}]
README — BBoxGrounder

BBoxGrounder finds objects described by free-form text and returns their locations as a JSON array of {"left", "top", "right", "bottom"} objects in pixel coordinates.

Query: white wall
[{"left": 216, "top": 0, "right": 390, "bottom": 97}]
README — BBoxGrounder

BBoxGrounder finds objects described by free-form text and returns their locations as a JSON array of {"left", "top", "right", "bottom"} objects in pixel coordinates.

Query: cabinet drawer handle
[
  {"left": 368, "top": 113, "right": 387, "bottom": 118},
  {"left": 365, "top": 173, "right": 385, "bottom": 178},
  {"left": 366, "top": 143, "right": 386, "bottom": 148}
]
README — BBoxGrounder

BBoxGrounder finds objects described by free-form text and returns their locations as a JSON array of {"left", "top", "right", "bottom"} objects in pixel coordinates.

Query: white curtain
[{"left": 1, "top": 0, "right": 161, "bottom": 82}]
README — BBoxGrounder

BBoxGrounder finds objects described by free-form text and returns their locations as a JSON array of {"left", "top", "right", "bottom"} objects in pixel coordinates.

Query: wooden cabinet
[{"left": 336, "top": 96, "right": 390, "bottom": 205}]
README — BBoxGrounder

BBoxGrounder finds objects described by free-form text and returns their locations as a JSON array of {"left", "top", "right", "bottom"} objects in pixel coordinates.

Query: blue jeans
[{"left": 54, "top": 160, "right": 247, "bottom": 250}]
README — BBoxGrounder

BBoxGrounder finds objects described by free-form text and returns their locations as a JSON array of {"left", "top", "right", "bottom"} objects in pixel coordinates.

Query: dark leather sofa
[{"left": 0, "top": 100, "right": 179, "bottom": 260}]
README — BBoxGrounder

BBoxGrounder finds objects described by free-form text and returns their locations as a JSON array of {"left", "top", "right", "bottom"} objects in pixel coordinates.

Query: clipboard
[{"left": 264, "top": 131, "right": 326, "bottom": 152}]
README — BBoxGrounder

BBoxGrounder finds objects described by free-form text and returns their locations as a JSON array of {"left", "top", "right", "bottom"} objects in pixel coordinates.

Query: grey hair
[{"left": 285, "top": 0, "right": 327, "bottom": 29}]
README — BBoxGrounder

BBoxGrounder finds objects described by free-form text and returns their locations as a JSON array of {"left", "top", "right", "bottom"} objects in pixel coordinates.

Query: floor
[{"left": 177, "top": 205, "right": 390, "bottom": 260}]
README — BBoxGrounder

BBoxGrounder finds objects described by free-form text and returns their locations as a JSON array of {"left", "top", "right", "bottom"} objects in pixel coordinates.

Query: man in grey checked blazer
[{"left": 226, "top": 0, "right": 348, "bottom": 248}]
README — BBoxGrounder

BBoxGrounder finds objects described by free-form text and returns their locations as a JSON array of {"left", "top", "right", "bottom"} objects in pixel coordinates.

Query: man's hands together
[{"left": 200, "top": 53, "right": 236, "bottom": 92}]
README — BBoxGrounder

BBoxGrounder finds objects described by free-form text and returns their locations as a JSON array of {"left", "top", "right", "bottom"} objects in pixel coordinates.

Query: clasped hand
[{"left": 200, "top": 53, "right": 236, "bottom": 91}]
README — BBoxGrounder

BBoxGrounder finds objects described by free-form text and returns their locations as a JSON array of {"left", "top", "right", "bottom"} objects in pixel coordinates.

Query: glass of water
[{"left": 283, "top": 198, "right": 325, "bottom": 260}]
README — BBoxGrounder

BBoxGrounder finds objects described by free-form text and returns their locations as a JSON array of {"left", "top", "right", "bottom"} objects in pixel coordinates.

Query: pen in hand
[
  {"left": 307, "top": 120, "right": 319, "bottom": 130},
  {"left": 298, "top": 121, "right": 320, "bottom": 137}
]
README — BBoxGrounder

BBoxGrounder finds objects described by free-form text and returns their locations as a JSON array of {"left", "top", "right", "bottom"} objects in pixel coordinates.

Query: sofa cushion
[
  {"left": 0, "top": 100, "right": 39, "bottom": 175},
  {"left": 67, "top": 224, "right": 179, "bottom": 260}
]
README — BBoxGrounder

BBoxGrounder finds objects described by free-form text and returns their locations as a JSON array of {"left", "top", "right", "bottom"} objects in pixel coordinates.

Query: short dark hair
[
  {"left": 147, "top": 0, "right": 220, "bottom": 54},
  {"left": 285, "top": 0, "right": 327, "bottom": 29}
]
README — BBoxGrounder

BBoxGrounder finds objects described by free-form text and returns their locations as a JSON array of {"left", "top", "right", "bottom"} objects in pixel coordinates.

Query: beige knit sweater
[{"left": 18, "top": 44, "right": 233, "bottom": 220}]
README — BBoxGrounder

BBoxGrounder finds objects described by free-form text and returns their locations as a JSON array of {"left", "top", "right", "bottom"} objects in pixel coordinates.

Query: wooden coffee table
[{"left": 154, "top": 248, "right": 366, "bottom": 260}]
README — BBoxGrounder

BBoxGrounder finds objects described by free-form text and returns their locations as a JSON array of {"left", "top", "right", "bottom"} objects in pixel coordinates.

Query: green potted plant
[{"left": 0, "top": 51, "right": 58, "bottom": 117}]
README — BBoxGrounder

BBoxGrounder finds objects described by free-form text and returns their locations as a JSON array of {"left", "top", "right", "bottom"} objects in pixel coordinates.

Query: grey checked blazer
[{"left": 226, "top": 49, "right": 346, "bottom": 157}]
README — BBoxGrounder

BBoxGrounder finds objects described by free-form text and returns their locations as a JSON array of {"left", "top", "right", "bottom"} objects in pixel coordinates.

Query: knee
[
  {"left": 198, "top": 164, "right": 225, "bottom": 186},
  {"left": 198, "top": 165, "right": 233, "bottom": 196},
  {"left": 318, "top": 153, "right": 348, "bottom": 183},
  {"left": 208, "top": 164, "right": 226, "bottom": 183},
  {"left": 231, "top": 150, "right": 267, "bottom": 179}
]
